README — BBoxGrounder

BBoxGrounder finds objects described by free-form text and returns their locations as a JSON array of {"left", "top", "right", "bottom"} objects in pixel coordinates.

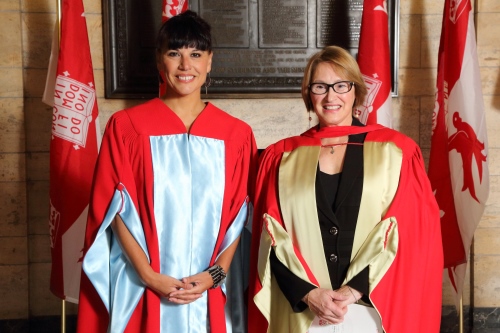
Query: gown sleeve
[
  {"left": 270, "top": 248, "right": 315, "bottom": 312},
  {"left": 215, "top": 125, "right": 258, "bottom": 260},
  {"left": 230, "top": 127, "right": 258, "bottom": 222},
  {"left": 248, "top": 144, "right": 284, "bottom": 332},
  {"left": 359, "top": 133, "right": 443, "bottom": 332},
  {"left": 346, "top": 268, "right": 370, "bottom": 303},
  {"left": 77, "top": 112, "right": 145, "bottom": 333},
  {"left": 207, "top": 123, "right": 258, "bottom": 333}
]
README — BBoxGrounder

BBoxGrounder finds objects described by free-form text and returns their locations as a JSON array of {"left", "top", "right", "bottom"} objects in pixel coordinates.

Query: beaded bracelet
[{"left": 207, "top": 265, "right": 226, "bottom": 289}]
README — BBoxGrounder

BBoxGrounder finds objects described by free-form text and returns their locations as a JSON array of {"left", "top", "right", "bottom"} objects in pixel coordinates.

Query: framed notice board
[{"left": 103, "top": 0, "right": 399, "bottom": 98}]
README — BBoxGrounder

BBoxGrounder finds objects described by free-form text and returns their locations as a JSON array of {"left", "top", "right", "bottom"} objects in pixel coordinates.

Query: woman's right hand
[
  {"left": 302, "top": 288, "right": 350, "bottom": 324},
  {"left": 143, "top": 270, "right": 194, "bottom": 301}
]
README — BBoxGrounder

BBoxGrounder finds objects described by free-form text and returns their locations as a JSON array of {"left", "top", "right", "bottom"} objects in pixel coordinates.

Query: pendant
[{"left": 330, "top": 147, "right": 335, "bottom": 154}]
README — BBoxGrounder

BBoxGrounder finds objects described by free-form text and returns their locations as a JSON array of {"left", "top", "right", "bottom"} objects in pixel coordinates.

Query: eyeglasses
[{"left": 308, "top": 81, "right": 354, "bottom": 95}]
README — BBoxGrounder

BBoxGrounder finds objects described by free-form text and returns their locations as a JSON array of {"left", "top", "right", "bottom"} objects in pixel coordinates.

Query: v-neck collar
[
  {"left": 156, "top": 98, "right": 212, "bottom": 134},
  {"left": 314, "top": 123, "right": 366, "bottom": 225}
]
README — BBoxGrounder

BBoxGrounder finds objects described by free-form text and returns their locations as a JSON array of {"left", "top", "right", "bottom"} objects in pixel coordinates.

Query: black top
[{"left": 319, "top": 170, "right": 341, "bottom": 207}]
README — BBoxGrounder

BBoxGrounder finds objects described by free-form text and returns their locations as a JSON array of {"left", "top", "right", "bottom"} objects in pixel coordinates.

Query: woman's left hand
[
  {"left": 334, "top": 285, "right": 362, "bottom": 308},
  {"left": 303, "top": 288, "right": 349, "bottom": 324},
  {"left": 167, "top": 271, "right": 214, "bottom": 304}
]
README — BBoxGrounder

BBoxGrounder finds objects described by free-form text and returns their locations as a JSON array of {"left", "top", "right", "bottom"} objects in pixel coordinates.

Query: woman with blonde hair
[{"left": 248, "top": 46, "right": 443, "bottom": 332}]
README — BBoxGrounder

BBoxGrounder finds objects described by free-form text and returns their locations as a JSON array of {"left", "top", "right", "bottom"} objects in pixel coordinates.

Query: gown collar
[{"left": 302, "top": 121, "right": 383, "bottom": 139}]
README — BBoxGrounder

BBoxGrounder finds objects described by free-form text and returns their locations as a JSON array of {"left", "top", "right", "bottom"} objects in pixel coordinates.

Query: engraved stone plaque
[
  {"left": 200, "top": 0, "right": 250, "bottom": 48},
  {"left": 258, "top": 0, "right": 307, "bottom": 48},
  {"left": 103, "top": 0, "right": 398, "bottom": 98},
  {"left": 317, "top": 0, "right": 364, "bottom": 48}
]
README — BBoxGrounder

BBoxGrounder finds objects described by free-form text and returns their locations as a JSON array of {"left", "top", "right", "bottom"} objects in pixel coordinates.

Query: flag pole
[
  {"left": 470, "top": 239, "right": 476, "bottom": 332},
  {"left": 470, "top": 3, "right": 478, "bottom": 332},
  {"left": 459, "top": 295, "right": 463, "bottom": 333},
  {"left": 56, "top": 1, "right": 66, "bottom": 332},
  {"left": 57, "top": 0, "right": 62, "bottom": 47},
  {"left": 61, "top": 299, "right": 66, "bottom": 333}
]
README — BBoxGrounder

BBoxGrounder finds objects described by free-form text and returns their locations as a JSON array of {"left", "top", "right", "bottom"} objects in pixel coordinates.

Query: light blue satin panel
[
  {"left": 83, "top": 185, "right": 150, "bottom": 333},
  {"left": 217, "top": 199, "right": 248, "bottom": 262},
  {"left": 150, "top": 134, "right": 225, "bottom": 333}
]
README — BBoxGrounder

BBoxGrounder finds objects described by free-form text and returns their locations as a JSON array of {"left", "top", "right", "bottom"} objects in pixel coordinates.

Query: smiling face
[
  {"left": 157, "top": 47, "right": 213, "bottom": 99},
  {"left": 310, "top": 62, "right": 356, "bottom": 128}
]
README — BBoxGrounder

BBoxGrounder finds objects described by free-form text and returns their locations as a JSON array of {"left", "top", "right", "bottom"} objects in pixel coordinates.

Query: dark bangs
[{"left": 156, "top": 10, "right": 212, "bottom": 53}]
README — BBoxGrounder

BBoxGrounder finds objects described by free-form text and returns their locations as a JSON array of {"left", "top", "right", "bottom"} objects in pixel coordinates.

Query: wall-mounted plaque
[{"left": 103, "top": 0, "right": 399, "bottom": 98}]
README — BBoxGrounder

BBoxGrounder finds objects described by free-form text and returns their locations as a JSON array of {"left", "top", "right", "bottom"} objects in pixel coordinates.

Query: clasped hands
[
  {"left": 302, "top": 286, "right": 362, "bottom": 325},
  {"left": 143, "top": 270, "right": 214, "bottom": 305}
]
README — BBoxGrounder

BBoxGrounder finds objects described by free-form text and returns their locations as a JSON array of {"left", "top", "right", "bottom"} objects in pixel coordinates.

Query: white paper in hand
[{"left": 307, "top": 304, "right": 382, "bottom": 333}]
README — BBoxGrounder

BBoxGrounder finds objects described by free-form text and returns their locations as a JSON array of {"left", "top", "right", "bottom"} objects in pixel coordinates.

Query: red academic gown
[
  {"left": 76, "top": 99, "right": 257, "bottom": 333},
  {"left": 248, "top": 124, "right": 443, "bottom": 333}
]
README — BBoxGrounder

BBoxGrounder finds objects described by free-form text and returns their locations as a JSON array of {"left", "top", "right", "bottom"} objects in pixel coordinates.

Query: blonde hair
[{"left": 301, "top": 46, "right": 368, "bottom": 111}]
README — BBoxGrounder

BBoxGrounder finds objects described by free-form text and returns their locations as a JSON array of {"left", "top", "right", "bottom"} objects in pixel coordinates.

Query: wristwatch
[{"left": 207, "top": 265, "right": 226, "bottom": 289}]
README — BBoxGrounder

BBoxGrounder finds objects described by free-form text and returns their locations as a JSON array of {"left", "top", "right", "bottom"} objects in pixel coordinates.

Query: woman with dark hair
[
  {"left": 77, "top": 10, "right": 256, "bottom": 333},
  {"left": 248, "top": 46, "right": 443, "bottom": 332}
]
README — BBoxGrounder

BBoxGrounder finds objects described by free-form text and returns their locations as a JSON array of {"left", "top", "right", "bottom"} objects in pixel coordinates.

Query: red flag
[
  {"left": 43, "top": 0, "right": 100, "bottom": 302},
  {"left": 355, "top": 0, "right": 393, "bottom": 127},
  {"left": 428, "top": 0, "right": 489, "bottom": 307},
  {"left": 159, "top": 0, "right": 189, "bottom": 97},
  {"left": 162, "top": 0, "right": 188, "bottom": 22}
]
